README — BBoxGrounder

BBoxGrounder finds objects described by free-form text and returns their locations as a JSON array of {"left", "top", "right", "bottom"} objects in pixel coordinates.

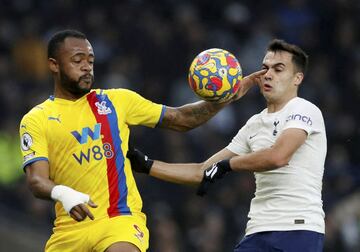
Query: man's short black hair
[
  {"left": 267, "top": 39, "right": 309, "bottom": 74},
  {"left": 47, "top": 29, "right": 87, "bottom": 59}
]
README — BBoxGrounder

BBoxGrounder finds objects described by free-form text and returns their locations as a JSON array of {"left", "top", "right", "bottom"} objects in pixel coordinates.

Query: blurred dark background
[{"left": 0, "top": 0, "right": 359, "bottom": 251}]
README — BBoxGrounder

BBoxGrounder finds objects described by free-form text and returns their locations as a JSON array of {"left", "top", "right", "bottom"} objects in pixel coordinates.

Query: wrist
[
  {"left": 51, "top": 185, "right": 90, "bottom": 214},
  {"left": 50, "top": 185, "right": 69, "bottom": 201},
  {"left": 207, "top": 100, "right": 228, "bottom": 109},
  {"left": 220, "top": 159, "right": 232, "bottom": 172},
  {"left": 144, "top": 156, "right": 154, "bottom": 174}
]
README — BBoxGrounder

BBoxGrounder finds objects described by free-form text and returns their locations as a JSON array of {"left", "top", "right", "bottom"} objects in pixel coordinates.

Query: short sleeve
[
  {"left": 19, "top": 110, "right": 48, "bottom": 170},
  {"left": 111, "top": 89, "right": 165, "bottom": 128},
  {"left": 283, "top": 100, "right": 324, "bottom": 135},
  {"left": 226, "top": 124, "right": 251, "bottom": 155}
]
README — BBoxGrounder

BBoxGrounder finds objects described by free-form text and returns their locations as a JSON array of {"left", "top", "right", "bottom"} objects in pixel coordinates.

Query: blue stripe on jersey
[
  {"left": 155, "top": 105, "right": 167, "bottom": 128},
  {"left": 97, "top": 94, "right": 131, "bottom": 214},
  {"left": 22, "top": 157, "right": 48, "bottom": 170}
]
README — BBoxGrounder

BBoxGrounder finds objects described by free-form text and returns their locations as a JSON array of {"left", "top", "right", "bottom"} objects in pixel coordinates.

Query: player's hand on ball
[
  {"left": 126, "top": 146, "right": 154, "bottom": 174},
  {"left": 231, "top": 69, "right": 267, "bottom": 101},
  {"left": 197, "top": 159, "right": 232, "bottom": 196}
]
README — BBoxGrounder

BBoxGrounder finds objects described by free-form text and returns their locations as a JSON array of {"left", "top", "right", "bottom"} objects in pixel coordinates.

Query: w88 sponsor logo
[{"left": 72, "top": 143, "right": 114, "bottom": 164}]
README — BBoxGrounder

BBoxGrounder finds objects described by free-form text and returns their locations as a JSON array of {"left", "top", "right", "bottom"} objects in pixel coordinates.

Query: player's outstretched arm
[
  {"left": 159, "top": 100, "right": 227, "bottom": 132},
  {"left": 194, "top": 148, "right": 237, "bottom": 196},
  {"left": 127, "top": 147, "right": 203, "bottom": 185},
  {"left": 159, "top": 70, "right": 266, "bottom": 132},
  {"left": 197, "top": 159, "right": 233, "bottom": 196},
  {"left": 25, "top": 160, "right": 97, "bottom": 221},
  {"left": 128, "top": 147, "right": 236, "bottom": 186}
]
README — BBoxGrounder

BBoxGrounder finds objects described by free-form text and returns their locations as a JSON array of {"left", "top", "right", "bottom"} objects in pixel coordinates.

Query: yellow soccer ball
[{"left": 188, "top": 48, "right": 242, "bottom": 102}]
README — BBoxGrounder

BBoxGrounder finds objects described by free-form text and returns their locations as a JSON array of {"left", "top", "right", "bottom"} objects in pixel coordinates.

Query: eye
[{"left": 73, "top": 59, "right": 81, "bottom": 64}]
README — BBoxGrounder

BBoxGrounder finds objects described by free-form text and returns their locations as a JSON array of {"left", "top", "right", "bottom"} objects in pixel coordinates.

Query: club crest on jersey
[
  {"left": 273, "top": 120, "right": 279, "bottom": 136},
  {"left": 21, "top": 133, "right": 33, "bottom": 151},
  {"left": 95, "top": 101, "right": 112, "bottom": 115}
]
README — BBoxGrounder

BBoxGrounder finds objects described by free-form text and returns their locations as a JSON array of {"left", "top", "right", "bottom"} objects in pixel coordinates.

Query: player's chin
[{"left": 79, "top": 80, "right": 93, "bottom": 91}]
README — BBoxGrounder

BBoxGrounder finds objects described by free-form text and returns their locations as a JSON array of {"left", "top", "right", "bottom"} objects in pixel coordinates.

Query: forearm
[
  {"left": 161, "top": 101, "right": 226, "bottom": 131},
  {"left": 26, "top": 174, "right": 56, "bottom": 200},
  {"left": 229, "top": 129, "right": 307, "bottom": 172},
  {"left": 150, "top": 160, "right": 204, "bottom": 185},
  {"left": 229, "top": 148, "right": 287, "bottom": 172}
]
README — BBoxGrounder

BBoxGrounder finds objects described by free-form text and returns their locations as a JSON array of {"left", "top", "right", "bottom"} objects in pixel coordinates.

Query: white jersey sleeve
[
  {"left": 226, "top": 114, "right": 260, "bottom": 155},
  {"left": 283, "top": 99, "right": 324, "bottom": 135}
]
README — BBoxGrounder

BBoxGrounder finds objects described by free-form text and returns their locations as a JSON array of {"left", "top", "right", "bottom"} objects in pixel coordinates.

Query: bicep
[
  {"left": 159, "top": 101, "right": 223, "bottom": 131},
  {"left": 159, "top": 106, "right": 179, "bottom": 130},
  {"left": 25, "top": 160, "right": 50, "bottom": 180},
  {"left": 25, "top": 160, "right": 54, "bottom": 199},
  {"left": 272, "top": 128, "right": 307, "bottom": 162},
  {"left": 160, "top": 105, "right": 194, "bottom": 131}
]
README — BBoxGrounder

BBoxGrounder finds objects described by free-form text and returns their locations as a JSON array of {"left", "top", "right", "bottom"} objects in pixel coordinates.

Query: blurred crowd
[{"left": 0, "top": 0, "right": 359, "bottom": 251}]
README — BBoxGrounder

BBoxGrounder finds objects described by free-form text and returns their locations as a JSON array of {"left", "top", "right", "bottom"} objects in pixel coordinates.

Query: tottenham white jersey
[{"left": 227, "top": 97, "right": 327, "bottom": 235}]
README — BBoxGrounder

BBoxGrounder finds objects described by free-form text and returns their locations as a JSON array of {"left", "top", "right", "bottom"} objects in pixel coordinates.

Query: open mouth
[{"left": 263, "top": 83, "right": 272, "bottom": 91}]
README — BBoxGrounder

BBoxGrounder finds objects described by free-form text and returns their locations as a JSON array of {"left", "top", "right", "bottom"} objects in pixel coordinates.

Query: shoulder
[
  {"left": 92, "top": 88, "right": 148, "bottom": 106},
  {"left": 286, "top": 97, "right": 323, "bottom": 119},
  {"left": 94, "top": 88, "right": 140, "bottom": 97},
  {"left": 289, "top": 97, "right": 322, "bottom": 113},
  {"left": 20, "top": 99, "right": 52, "bottom": 131},
  {"left": 284, "top": 97, "right": 325, "bottom": 131},
  {"left": 21, "top": 99, "right": 51, "bottom": 122},
  {"left": 246, "top": 109, "right": 266, "bottom": 125}
]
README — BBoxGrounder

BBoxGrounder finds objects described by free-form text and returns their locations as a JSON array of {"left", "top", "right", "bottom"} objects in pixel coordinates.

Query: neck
[
  {"left": 266, "top": 94, "right": 297, "bottom": 113},
  {"left": 54, "top": 82, "right": 87, "bottom": 101}
]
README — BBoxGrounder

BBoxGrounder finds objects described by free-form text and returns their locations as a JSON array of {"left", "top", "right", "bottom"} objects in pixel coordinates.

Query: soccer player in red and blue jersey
[{"left": 19, "top": 30, "right": 264, "bottom": 252}]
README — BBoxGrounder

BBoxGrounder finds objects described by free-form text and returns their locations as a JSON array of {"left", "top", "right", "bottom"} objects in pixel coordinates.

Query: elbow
[
  {"left": 270, "top": 154, "right": 290, "bottom": 168},
  {"left": 195, "top": 162, "right": 205, "bottom": 183},
  {"left": 171, "top": 123, "right": 194, "bottom": 132},
  {"left": 26, "top": 175, "right": 45, "bottom": 198},
  {"left": 27, "top": 180, "right": 41, "bottom": 198},
  {"left": 164, "top": 120, "right": 193, "bottom": 132},
  {"left": 177, "top": 126, "right": 193, "bottom": 132}
]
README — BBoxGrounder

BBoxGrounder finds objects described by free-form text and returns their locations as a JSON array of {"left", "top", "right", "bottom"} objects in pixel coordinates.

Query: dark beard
[{"left": 59, "top": 70, "right": 94, "bottom": 97}]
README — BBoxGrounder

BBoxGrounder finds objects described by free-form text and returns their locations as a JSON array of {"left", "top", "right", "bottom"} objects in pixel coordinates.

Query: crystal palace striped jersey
[{"left": 19, "top": 89, "right": 165, "bottom": 227}]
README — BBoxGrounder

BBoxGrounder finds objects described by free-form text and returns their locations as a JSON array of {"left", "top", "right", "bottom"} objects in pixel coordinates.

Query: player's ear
[
  {"left": 294, "top": 72, "right": 304, "bottom": 87},
  {"left": 48, "top": 58, "right": 59, "bottom": 73}
]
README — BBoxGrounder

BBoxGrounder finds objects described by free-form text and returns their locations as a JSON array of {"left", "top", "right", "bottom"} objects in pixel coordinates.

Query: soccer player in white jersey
[{"left": 128, "top": 39, "right": 326, "bottom": 251}]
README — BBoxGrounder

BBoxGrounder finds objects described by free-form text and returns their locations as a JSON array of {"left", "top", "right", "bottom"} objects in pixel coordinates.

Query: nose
[
  {"left": 263, "top": 69, "right": 272, "bottom": 81},
  {"left": 81, "top": 61, "right": 92, "bottom": 72}
]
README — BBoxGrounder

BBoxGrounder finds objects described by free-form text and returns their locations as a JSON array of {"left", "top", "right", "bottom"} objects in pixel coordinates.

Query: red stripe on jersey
[{"left": 87, "top": 91, "right": 121, "bottom": 216}]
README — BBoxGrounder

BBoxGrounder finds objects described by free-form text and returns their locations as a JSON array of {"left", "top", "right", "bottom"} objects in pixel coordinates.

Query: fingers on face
[{"left": 256, "top": 69, "right": 267, "bottom": 76}]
